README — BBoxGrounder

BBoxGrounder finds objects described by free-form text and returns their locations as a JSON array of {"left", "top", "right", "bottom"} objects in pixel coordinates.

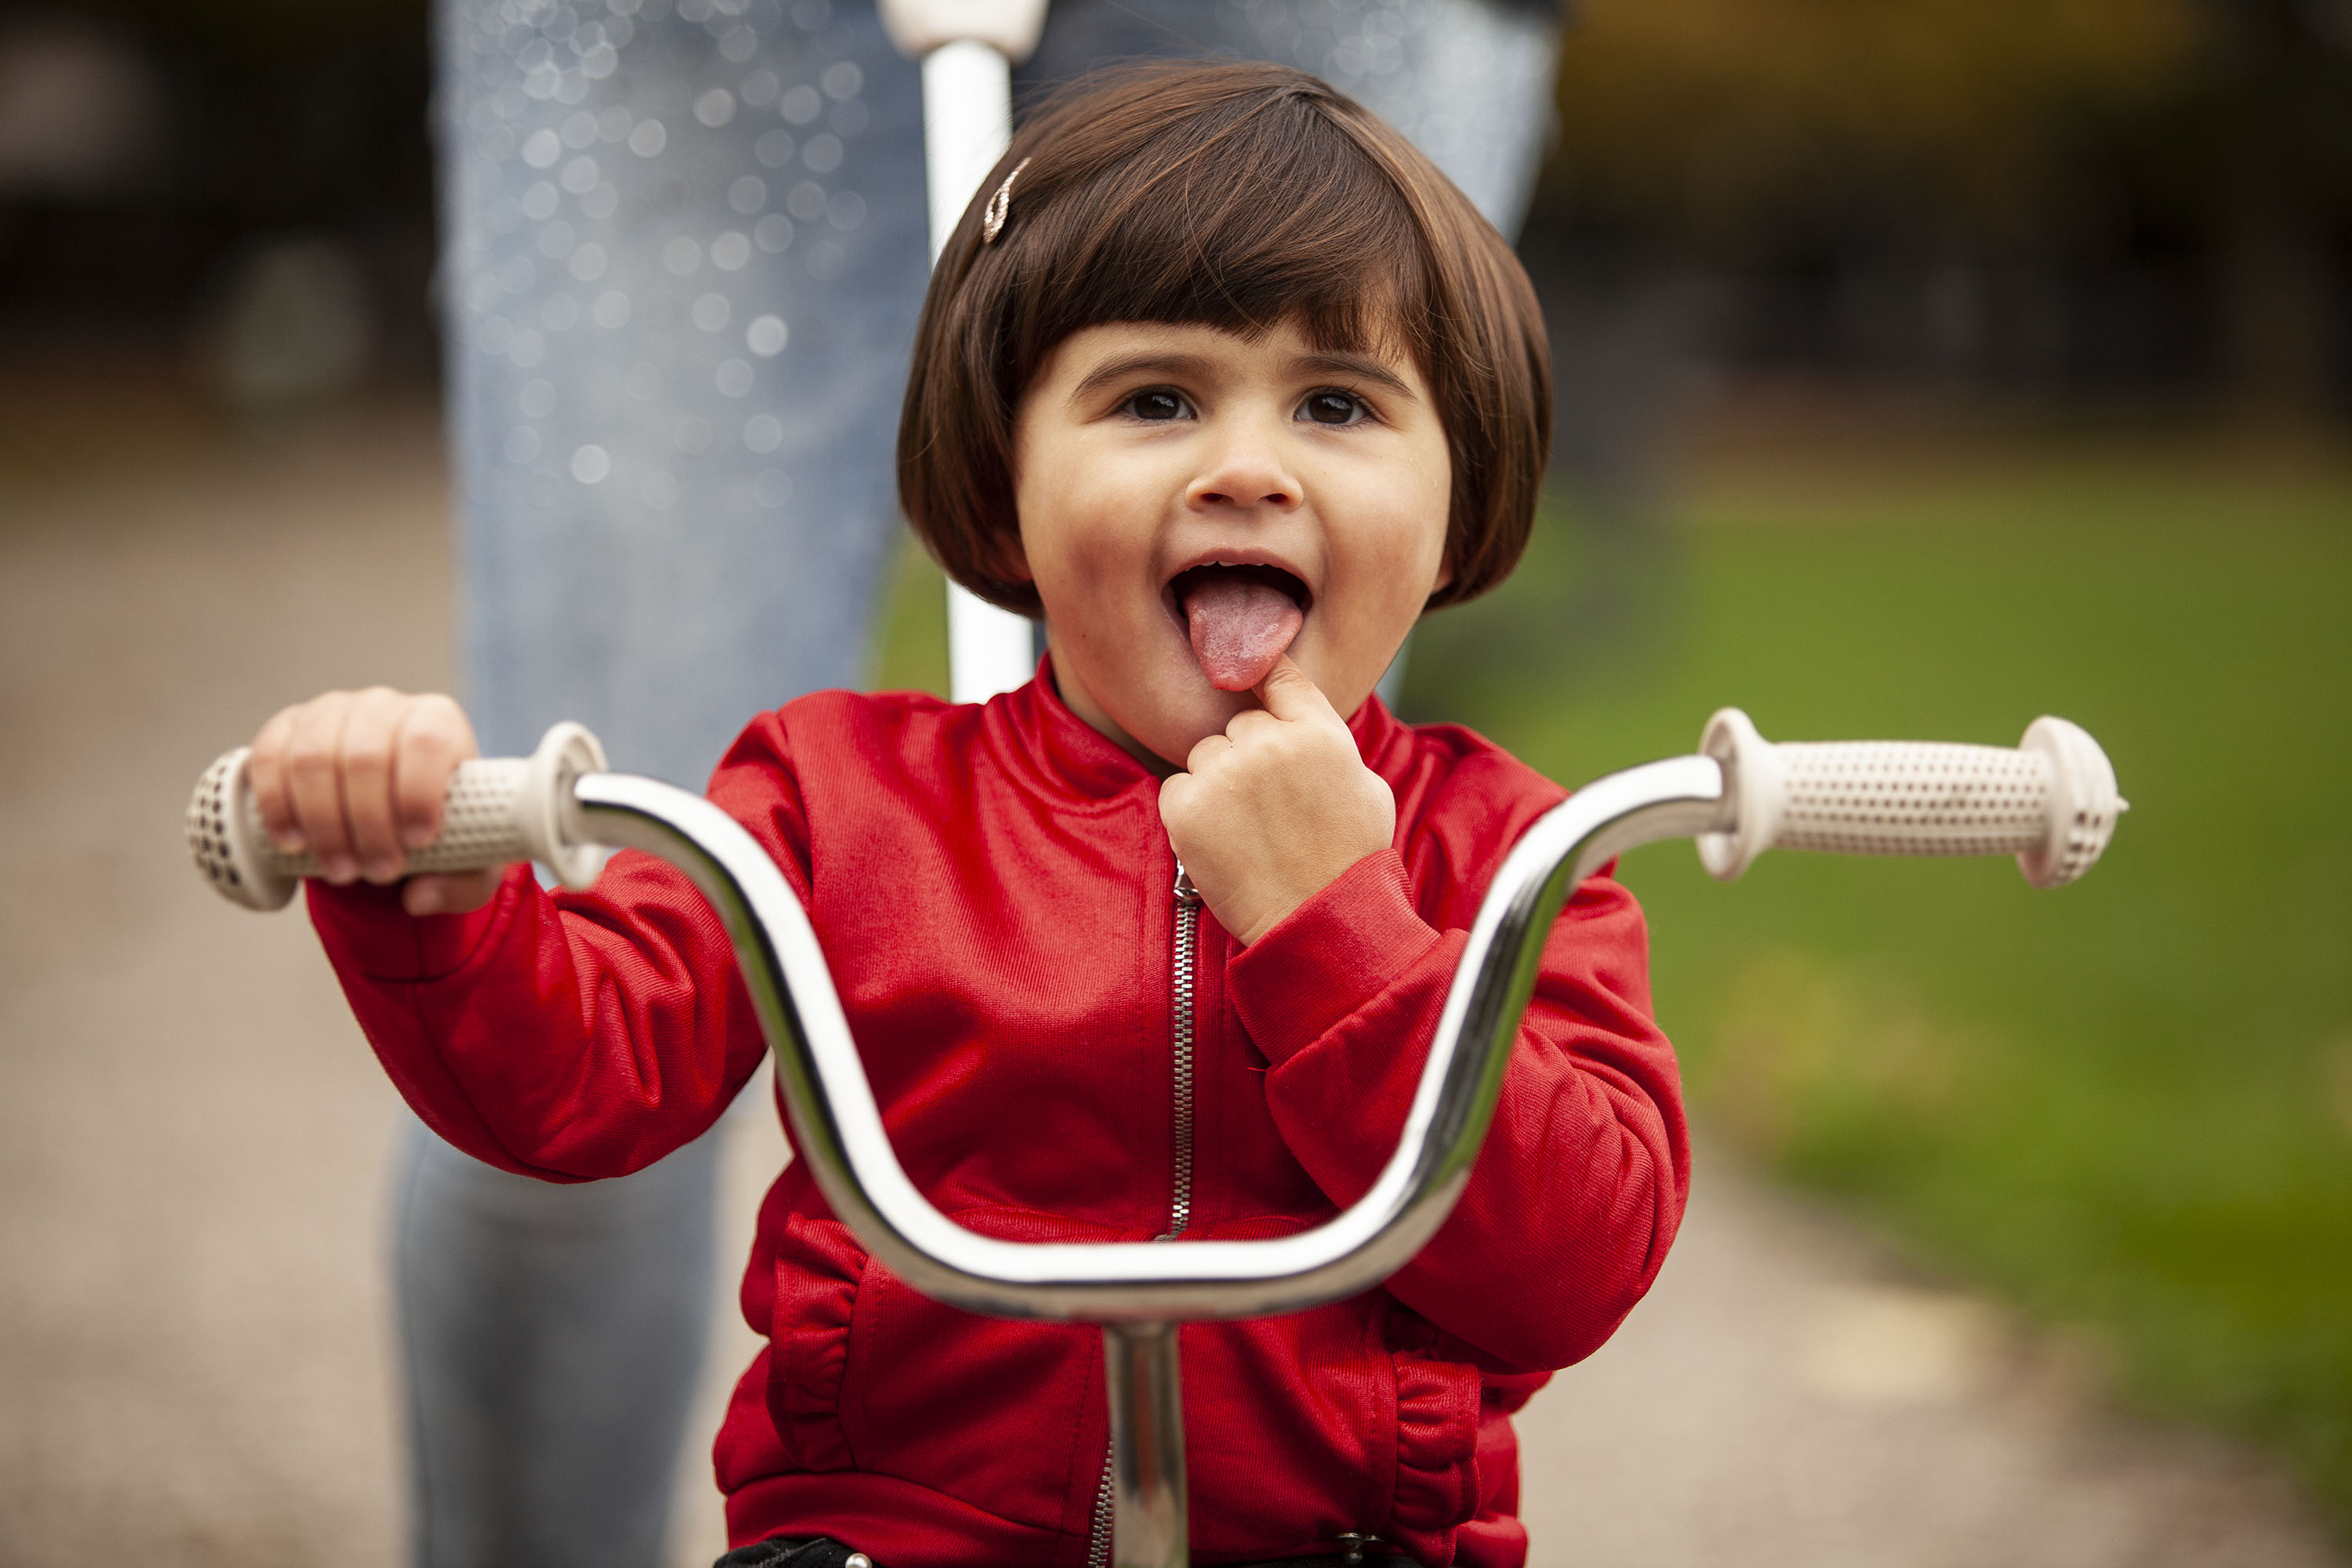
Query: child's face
[{"left": 1009, "top": 318, "right": 1452, "bottom": 769}]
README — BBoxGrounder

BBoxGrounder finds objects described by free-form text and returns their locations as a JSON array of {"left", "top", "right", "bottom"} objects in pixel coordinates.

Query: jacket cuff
[
  {"left": 1227, "top": 848, "right": 1443, "bottom": 1066},
  {"left": 304, "top": 865, "right": 524, "bottom": 982}
]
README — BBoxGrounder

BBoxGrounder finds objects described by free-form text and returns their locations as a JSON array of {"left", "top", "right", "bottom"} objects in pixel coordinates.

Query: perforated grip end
[
  {"left": 1697, "top": 709, "right": 2122, "bottom": 887},
  {"left": 186, "top": 722, "right": 608, "bottom": 911}
]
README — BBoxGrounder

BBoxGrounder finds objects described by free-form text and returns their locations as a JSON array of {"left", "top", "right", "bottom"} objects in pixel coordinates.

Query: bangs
[{"left": 989, "top": 82, "right": 1431, "bottom": 391}]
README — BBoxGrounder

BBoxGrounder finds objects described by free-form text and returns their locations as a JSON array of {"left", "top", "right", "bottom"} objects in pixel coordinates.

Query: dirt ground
[{"left": 0, "top": 397, "right": 2338, "bottom": 1567}]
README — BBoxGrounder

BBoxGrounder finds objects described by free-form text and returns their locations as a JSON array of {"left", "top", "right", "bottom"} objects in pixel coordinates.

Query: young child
[{"left": 251, "top": 61, "right": 1686, "bottom": 1568}]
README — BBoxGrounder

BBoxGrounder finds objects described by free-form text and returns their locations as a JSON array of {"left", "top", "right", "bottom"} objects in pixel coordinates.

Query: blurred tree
[
  {"left": 1548, "top": 0, "right": 2199, "bottom": 242},
  {"left": 0, "top": 0, "right": 434, "bottom": 373},
  {"left": 1544, "top": 0, "right": 2352, "bottom": 407},
  {"left": 58, "top": 0, "right": 424, "bottom": 57},
  {"left": 2186, "top": 0, "right": 2352, "bottom": 410}
]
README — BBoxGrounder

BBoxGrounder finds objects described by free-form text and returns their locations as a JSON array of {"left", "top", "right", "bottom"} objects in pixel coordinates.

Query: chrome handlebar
[{"left": 569, "top": 754, "right": 1730, "bottom": 1327}]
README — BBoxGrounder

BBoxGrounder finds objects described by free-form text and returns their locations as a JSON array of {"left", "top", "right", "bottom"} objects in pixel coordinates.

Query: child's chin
[{"left": 1138, "top": 690, "right": 1254, "bottom": 759}]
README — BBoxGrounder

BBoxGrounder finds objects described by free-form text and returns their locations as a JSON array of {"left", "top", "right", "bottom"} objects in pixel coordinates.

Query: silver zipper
[
  {"left": 1087, "top": 861, "right": 1205, "bottom": 1566},
  {"left": 1159, "top": 861, "right": 1201, "bottom": 1242},
  {"left": 1085, "top": 1452, "right": 1116, "bottom": 1568}
]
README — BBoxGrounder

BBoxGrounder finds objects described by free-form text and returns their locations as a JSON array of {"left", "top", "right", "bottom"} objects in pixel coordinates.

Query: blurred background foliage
[
  {"left": 1536, "top": 0, "right": 2352, "bottom": 422},
  {"left": 1552, "top": 0, "right": 2201, "bottom": 238},
  {"left": 4, "top": 0, "right": 2350, "bottom": 408},
  {"left": 4, "top": 0, "right": 2349, "bottom": 1544}
]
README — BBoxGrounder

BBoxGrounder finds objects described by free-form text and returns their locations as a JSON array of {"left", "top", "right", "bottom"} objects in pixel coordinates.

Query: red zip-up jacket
[{"left": 308, "top": 669, "right": 1687, "bottom": 1568}]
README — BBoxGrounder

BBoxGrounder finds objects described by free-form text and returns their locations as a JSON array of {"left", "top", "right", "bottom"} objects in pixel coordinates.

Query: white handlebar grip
[
  {"left": 1697, "top": 708, "right": 2123, "bottom": 887},
  {"left": 185, "top": 722, "right": 609, "bottom": 911}
]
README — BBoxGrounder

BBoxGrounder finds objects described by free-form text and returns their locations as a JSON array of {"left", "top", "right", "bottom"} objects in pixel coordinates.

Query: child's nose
[{"left": 1186, "top": 426, "right": 1301, "bottom": 514}]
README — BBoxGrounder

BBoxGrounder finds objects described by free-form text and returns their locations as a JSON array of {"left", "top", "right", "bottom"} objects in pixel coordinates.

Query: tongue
[{"left": 1183, "top": 575, "right": 1304, "bottom": 691}]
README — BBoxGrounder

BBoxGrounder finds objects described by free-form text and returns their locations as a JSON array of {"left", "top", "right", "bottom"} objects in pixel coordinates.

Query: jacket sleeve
[
  {"left": 303, "top": 714, "right": 813, "bottom": 1182},
  {"left": 1225, "top": 847, "right": 1686, "bottom": 1374}
]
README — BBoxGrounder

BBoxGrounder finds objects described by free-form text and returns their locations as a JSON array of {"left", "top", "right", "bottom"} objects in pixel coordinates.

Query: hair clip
[{"left": 981, "top": 157, "right": 1032, "bottom": 245}]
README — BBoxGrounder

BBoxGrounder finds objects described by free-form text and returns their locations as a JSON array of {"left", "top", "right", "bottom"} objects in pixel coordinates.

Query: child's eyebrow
[
  {"left": 1288, "top": 352, "right": 1416, "bottom": 399},
  {"left": 1069, "top": 349, "right": 1418, "bottom": 404},
  {"left": 1071, "top": 353, "right": 1214, "bottom": 404}
]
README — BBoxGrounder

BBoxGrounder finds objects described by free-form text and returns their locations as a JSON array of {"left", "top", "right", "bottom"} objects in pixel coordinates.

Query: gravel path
[{"left": 0, "top": 402, "right": 2336, "bottom": 1567}]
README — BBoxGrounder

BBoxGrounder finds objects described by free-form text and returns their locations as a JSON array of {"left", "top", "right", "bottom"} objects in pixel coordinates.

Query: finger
[
  {"left": 392, "top": 695, "right": 479, "bottom": 850},
  {"left": 249, "top": 704, "right": 306, "bottom": 851},
  {"left": 285, "top": 694, "right": 359, "bottom": 881},
  {"left": 1223, "top": 706, "right": 1280, "bottom": 746},
  {"left": 402, "top": 868, "right": 503, "bottom": 917},
  {"left": 342, "top": 688, "right": 410, "bottom": 882},
  {"left": 1253, "top": 655, "right": 1340, "bottom": 726},
  {"left": 1157, "top": 772, "right": 1193, "bottom": 823},
  {"left": 1183, "top": 731, "right": 1233, "bottom": 777}
]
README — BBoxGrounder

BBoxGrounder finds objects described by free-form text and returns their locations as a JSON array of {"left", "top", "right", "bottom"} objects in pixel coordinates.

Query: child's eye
[
  {"left": 1298, "top": 389, "right": 1368, "bottom": 426},
  {"left": 1123, "top": 388, "right": 1192, "bottom": 421}
]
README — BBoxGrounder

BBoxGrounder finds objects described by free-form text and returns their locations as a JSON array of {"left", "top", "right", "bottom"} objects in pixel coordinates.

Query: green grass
[
  {"left": 866, "top": 439, "right": 2352, "bottom": 1523},
  {"left": 868, "top": 530, "right": 954, "bottom": 699},
  {"left": 1404, "top": 441, "right": 2352, "bottom": 1526}
]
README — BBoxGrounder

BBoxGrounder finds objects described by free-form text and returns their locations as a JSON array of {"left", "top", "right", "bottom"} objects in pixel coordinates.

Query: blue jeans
[
  {"left": 394, "top": 1114, "right": 721, "bottom": 1568},
  {"left": 408, "top": 2, "right": 1560, "bottom": 1564}
]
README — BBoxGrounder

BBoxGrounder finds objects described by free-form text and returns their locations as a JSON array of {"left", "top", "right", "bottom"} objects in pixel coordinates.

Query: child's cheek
[
  {"left": 1032, "top": 540, "right": 1109, "bottom": 633},
  {"left": 1058, "top": 500, "right": 1157, "bottom": 613}
]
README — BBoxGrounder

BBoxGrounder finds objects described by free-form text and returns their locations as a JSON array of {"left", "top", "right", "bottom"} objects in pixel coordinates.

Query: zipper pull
[{"left": 1172, "top": 860, "right": 1200, "bottom": 905}]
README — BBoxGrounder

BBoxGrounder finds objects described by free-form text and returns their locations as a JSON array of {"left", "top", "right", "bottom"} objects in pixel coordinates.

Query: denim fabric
[
  {"left": 394, "top": 1112, "right": 721, "bottom": 1568},
  {"left": 1019, "top": 0, "right": 1559, "bottom": 237},
  {"left": 406, "top": 4, "right": 1561, "bottom": 1566},
  {"left": 437, "top": 0, "right": 930, "bottom": 788}
]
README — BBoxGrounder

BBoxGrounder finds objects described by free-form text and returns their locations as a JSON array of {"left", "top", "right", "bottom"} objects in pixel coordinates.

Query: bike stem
[{"left": 1105, "top": 1321, "right": 1187, "bottom": 1568}]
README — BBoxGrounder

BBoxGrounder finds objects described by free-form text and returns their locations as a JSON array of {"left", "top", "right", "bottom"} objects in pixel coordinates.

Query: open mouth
[
  {"left": 1167, "top": 563, "right": 1311, "bottom": 691},
  {"left": 1167, "top": 561, "right": 1312, "bottom": 617}
]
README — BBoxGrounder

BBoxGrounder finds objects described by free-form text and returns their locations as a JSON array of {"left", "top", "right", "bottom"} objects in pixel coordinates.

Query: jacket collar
[{"left": 989, "top": 655, "right": 1410, "bottom": 806}]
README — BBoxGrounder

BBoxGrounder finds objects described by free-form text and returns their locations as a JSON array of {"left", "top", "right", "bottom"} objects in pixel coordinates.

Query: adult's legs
[
  {"left": 410, "top": 2, "right": 928, "bottom": 1563},
  {"left": 394, "top": 1118, "right": 720, "bottom": 1568},
  {"left": 438, "top": 0, "right": 929, "bottom": 773},
  {"left": 1020, "top": 0, "right": 1563, "bottom": 237}
]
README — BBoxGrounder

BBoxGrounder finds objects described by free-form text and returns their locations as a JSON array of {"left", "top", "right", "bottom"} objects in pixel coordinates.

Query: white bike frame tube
[
  {"left": 922, "top": 39, "right": 1011, "bottom": 267},
  {"left": 922, "top": 38, "right": 1038, "bottom": 704}
]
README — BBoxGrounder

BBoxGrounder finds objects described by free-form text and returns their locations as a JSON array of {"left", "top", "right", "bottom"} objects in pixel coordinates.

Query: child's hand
[
  {"left": 1158, "top": 655, "right": 1396, "bottom": 946},
  {"left": 248, "top": 688, "right": 505, "bottom": 916}
]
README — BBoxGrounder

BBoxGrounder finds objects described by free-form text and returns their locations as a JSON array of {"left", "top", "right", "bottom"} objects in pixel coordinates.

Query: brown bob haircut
[{"left": 897, "top": 60, "right": 1551, "bottom": 619}]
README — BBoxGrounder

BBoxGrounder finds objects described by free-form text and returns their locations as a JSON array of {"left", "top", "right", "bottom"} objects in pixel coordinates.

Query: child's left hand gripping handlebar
[{"left": 185, "top": 723, "right": 609, "bottom": 911}]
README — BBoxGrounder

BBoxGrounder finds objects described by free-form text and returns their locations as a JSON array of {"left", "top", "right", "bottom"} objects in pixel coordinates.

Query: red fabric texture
[{"left": 309, "top": 667, "right": 1688, "bottom": 1568}]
